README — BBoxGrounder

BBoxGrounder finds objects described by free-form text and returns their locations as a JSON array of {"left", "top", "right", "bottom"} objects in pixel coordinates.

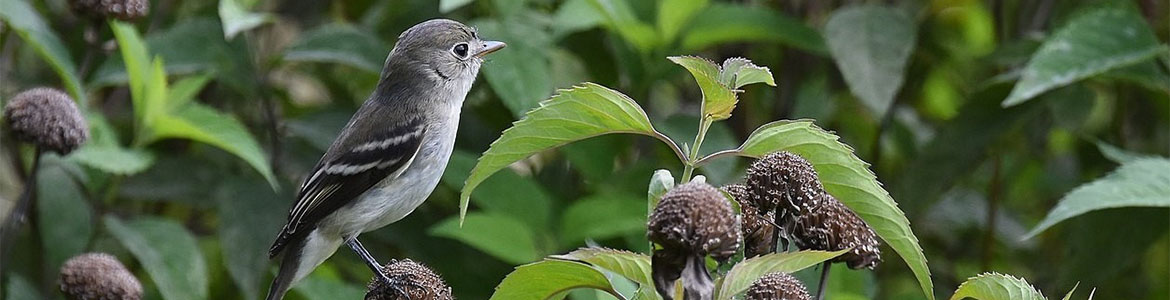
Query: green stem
[{"left": 681, "top": 117, "right": 713, "bottom": 182}]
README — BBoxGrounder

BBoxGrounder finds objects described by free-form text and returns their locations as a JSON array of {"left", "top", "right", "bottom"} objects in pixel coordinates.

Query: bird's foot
[{"left": 374, "top": 271, "right": 415, "bottom": 300}]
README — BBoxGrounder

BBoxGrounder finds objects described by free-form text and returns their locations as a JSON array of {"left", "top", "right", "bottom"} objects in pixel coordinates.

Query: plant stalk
[{"left": 680, "top": 117, "right": 713, "bottom": 182}]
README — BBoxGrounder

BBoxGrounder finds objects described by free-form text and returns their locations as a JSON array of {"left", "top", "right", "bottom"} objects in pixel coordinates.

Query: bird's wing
[{"left": 269, "top": 116, "right": 426, "bottom": 257}]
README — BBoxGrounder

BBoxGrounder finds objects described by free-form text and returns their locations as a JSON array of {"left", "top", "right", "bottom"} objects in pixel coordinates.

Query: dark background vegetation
[{"left": 1, "top": 0, "right": 1167, "bottom": 299}]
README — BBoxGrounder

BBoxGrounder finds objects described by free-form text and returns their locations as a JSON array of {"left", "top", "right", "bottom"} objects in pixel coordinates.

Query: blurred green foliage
[{"left": 0, "top": 0, "right": 1167, "bottom": 299}]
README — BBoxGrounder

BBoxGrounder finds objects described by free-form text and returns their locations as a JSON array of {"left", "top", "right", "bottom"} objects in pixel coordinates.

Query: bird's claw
[{"left": 374, "top": 272, "right": 414, "bottom": 300}]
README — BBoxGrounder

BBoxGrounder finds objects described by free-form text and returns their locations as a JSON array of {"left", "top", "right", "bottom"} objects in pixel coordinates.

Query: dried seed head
[
  {"left": 4, "top": 88, "right": 89, "bottom": 154},
  {"left": 744, "top": 272, "right": 811, "bottom": 300},
  {"left": 70, "top": 0, "right": 149, "bottom": 20},
  {"left": 792, "top": 193, "right": 881, "bottom": 269},
  {"left": 648, "top": 181, "right": 741, "bottom": 260},
  {"left": 366, "top": 259, "right": 453, "bottom": 300},
  {"left": 58, "top": 253, "right": 143, "bottom": 300},
  {"left": 744, "top": 151, "right": 824, "bottom": 216},
  {"left": 723, "top": 184, "right": 776, "bottom": 258}
]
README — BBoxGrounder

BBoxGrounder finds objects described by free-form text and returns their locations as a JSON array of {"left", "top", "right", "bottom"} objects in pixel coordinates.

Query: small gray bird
[{"left": 265, "top": 19, "right": 504, "bottom": 300}]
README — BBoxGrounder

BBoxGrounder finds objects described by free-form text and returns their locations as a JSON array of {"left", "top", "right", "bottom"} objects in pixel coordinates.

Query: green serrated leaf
[
  {"left": 92, "top": 19, "right": 230, "bottom": 87},
  {"left": 459, "top": 83, "right": 670, "bottom": 223},
  {"left": 1094, "top": 141, "right": 1154, "bottom": 164},
  {"left": 1003, "top": 8, "right": 1167, "bottom": 106},
  {"left": 105, "top": 216, "right": 208, "bottom": 300},
  {"left": 148, "top": 103, "right": 277, "bottom": 188},
  {"left": 1024, "top": 158, "right": 1170, "bottom": 239},
  {"left": 719, "top": 57, "right": 776, "bottom": 89},
  {"left": 430, "top": 213, "right": 541, "bottom": 264},
  {"left": 668, "top": 56, "right": 737, "bottom": 120},
  {"left": 716, "top": 249, "right": 848, "bottom": 299},
  {"left": 110, "top": 21, "right": 152, "bottom": 120},
  {"left": 283, "top": 23, "right": 388, "bottom": 73},
  {"left": 0, "top": 0, "right": 87, "bottom": 105},
  {"left": 218, "top": 0, "right": 273, "bottom": 39},
  {"left": 167, "top": 74, "right": 213, "bottom": 110},
  {"left": 556, "top": 247, "right": 659, "bottom": 300},
  {"left": 490, "top": 259, "right": 622, "bottom": 300},
  {"left": 950, "top": 272, "right": 1046, "bottom": 300},
  {"left": 682, "top": 3, "right": 827, "bottom": 55},
  {"left": 824, "top": 5, "right": 917, "bottom": 117},
  {"left": 726, "top": 120, "right": 933, "bottom": 300}
]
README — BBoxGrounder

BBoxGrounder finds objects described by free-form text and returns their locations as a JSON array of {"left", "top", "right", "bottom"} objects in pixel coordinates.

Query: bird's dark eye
[{"left": 452, "top": 43, "right": 469, "bottom": 58}]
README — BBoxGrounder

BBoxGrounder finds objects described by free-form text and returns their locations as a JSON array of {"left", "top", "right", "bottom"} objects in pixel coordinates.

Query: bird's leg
[
  {"left": 344, "top": 238, "right": 409, "bottom": 299},
  {"left": 815, "top": 261, "right": 831, "bottom": 300}
]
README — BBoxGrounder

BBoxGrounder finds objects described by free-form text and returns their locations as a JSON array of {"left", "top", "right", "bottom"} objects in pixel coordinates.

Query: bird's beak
[{"left": 474, "top": 41, "right": 506, "bottom": 58}]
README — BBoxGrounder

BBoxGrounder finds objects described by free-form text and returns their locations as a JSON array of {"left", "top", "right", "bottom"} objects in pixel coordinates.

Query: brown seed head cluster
[
  {"left": 366, "top": 259, "right": 453, "bottom": 300},
  {"left": 739, "top": 151, "right": 881, "bottom": 269},
  {"left": 4, "top": 88, "right": 89, "bottom": 154},
  {"left": 648, "top": 181, "right": 741, "bottom": 261},
  {"left": 793, "top": 193, "right": 881, "bottom": 269},
  {"left": 744, "top": 272, "right": 811, "bottom": 300},
  {"left": 58, "top": 253, "right": 143, "bottom": 300},
  {"left": 70, "top": 0, "right": 149, "bottom": 20},
  {"left": 723, "top": 183, "right": 777, "bottom": 258}
]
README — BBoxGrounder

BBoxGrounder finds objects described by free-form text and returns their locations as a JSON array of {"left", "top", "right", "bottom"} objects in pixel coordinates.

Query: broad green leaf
[
  {"left": 36, "top": 159, "right": 93, "bottom": 272},
  {"left": 167, "top": 74, "right": 213, "bottom": 109},
  {"left": 294, "top": 272, "right": 366, "bottom": 300},
  {"left": 4, "top": 275, "right": 41, "bottom": 300},
  {"left": 218, "top": 0, "right": 274, "bottom": 39},
  {"left": 683, "top": 3, "right": 827, "bottom": 55},
  {"left": 553, "top": 0, "right": 603, "bottom": 36},
  {"left": 440, "top": 0, "right": 474, "bottom": 13},
  {"left": 949, "top": 273, "right": 1045, "bottom": 300},
  {"left": 587, "top": 0, "right": 659, "bottom": 53},
  {"left": 430, "top": 213, "right": 540, "bottom": 264},
  {"left": 70, "top": 145, "right": 156, "bottom": 175},
  {"left": 668, "top": 56, "right": 737, "bottom": 120},
  {"left": 0, "top": 0, "right": 87, "bottom": 105},
  {"left": 715, "top": 249, "right": 849, "bottom": 300},
  {"left": 110, "top": 21, "right": 158, "bottom": 127},
  {"left": 490, "top": 259, "right": 622, "bottom": 300},
  {"left": 283, "top": 23, "right": 388, "bottom": 73},
  {"left": 459, "top": 83, "right": 671, "bottom": 223},
  {"left": 721, "top": 120, "right": 933, "bottom": 300},
  {"left": 148, "top": 103, "right": 277, "bottom": 188},
  {"left": 560, "top": 194, "right": 646, "bottom": 244},
  {"left": 475, "top": 19, "right": 554, "bottom": 116},
  {"left": 1094, "top": 141, "right": 1153, "bottom": 164},
  {"left": 824, "top": 5, "right": 917, "bottom": 117},
  {"left": 105, "top": 216, "right": 208, "bottom": 300},
  {"left": 92, "top": 19, "right": 230, "bottom": 87},
  {"left": 719, "top": 57, "right": 776, "bottom": 89},
  {"left": 1023, "top": 158, "right": 1170, "bottom": 239},
  {"left": 1003, "top": 8, "right": 1167, "bottom": 106},
  {"left": 556, "top": 247, "right": 658, "bottom": 300},
  {"left": 216, "top": 178, "right": 285, "bottom": 300},
  {"left": 647, "top": 169, "right": 675, "bottom": 209},
  {"left": 657, "top": 0, "right": 708, "bottom": 42}
]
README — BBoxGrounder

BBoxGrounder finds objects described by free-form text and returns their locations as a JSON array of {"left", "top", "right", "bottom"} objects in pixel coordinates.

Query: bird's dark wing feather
[{"left": 268, "top": 117, "right": 425, "bottom": 257}]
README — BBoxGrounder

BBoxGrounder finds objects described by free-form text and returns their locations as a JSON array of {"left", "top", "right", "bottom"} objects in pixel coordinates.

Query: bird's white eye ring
[{"left": 452, "top": 43, "right": 470, "bottom": 58}]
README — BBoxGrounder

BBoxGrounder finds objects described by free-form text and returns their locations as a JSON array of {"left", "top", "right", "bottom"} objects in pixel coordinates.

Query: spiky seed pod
[
  {"left": 58, "top": 253, "right": 143, "bottom": 300},
  {"left": 648, "top": 181, "right": 741, "bottom": 261},
  {"left": 648, "top": 181, "right": 741, "bottom": 300},
  {"left": 792, "top": 193, "right": 881, "bottom": 269},
  {"left": 723, "top": 184, "right": 777, "bottom": 258},
  {"left": 4, "top": 88, "right": 89, "bottom": 154},
  {"left": 70, "top": 0, "right": 149, "bottom": 20},
  {"left": 365, "top": 259, "right": 453, "bottom": 300},
  {"left": 744, "top": 151, "right": 825, "bottom": 216},
  {"left": 744, "top": 272, "right": 812, "bottom": 300}
]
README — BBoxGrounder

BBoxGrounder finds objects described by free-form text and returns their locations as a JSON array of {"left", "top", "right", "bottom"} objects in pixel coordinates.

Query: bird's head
[{"left": 383, "top": 19, "right": 505, "bottom": 84}]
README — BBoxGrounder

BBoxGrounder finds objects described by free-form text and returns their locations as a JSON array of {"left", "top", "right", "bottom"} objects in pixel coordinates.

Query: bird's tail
[{"left": 265, "top": 236, "right": 307, "bottom": 300}]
